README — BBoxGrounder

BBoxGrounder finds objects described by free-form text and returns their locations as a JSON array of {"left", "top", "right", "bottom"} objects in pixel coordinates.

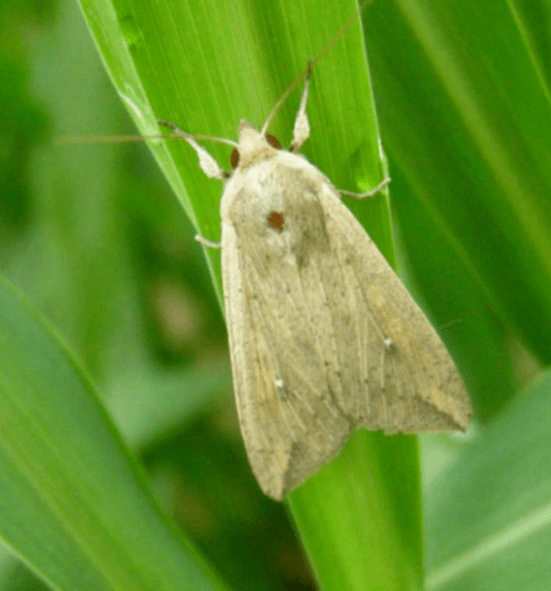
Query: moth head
[{"left": 231, "top": 121, "right": 281, "bottom": 169}]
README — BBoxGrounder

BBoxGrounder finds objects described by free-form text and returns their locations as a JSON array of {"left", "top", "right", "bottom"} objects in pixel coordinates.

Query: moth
[{"left": 160, "top": 67, "right": 472, "bottom": 502}]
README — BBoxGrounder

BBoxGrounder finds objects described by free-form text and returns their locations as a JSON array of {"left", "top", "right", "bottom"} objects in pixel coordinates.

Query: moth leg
[
  {"left": 195, "top": 235, "right": 221, "bottom": 249},
  {"left": 339, "top": 177, "right": 391, "bottom": 200},
  {"left": 157, "top": 119, "right": 229, "bottom": 181},
  {"left": 290, "top": 62, "right": 312, "bottom": 153}
]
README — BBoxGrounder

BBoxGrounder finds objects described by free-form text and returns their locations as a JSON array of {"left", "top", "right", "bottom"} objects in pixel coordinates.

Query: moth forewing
[{"left": 314, "top": 182, "right": 471, "bottom": 433}]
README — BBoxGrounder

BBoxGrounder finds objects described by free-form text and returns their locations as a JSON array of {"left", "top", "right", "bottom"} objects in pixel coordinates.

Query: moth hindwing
[{"left": 160, "top": 67, "right": 471, "bottom": 502}]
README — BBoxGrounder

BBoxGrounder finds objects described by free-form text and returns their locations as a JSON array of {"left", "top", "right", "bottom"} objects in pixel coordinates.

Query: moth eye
[
  {"left": 267, "top": 211, "right": 285, "bottom": 232},
  {"left": 230, "top": 148, "right": 240, "bottom": 168},
  {"left": 266, "top": 134, "right": 282, "bottom": 149}
]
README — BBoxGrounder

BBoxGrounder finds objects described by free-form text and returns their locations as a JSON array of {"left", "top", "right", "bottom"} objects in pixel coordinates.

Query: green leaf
[
  {"left": 0, "top": 276, "right": 228, "bottom": 591},
  {"left": 107, "top": 362, "right": 231, "bottom": 449},
  {"left": 425, "top": 369, "right": 551, "bottom": 590},
  {"left": 289, "top": 432, "right": 423, "bottom": 591}
]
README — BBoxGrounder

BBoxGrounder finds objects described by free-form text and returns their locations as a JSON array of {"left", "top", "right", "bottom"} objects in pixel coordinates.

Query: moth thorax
[{"left": 236, "top": 121, "right": 277, "bottom": 168}]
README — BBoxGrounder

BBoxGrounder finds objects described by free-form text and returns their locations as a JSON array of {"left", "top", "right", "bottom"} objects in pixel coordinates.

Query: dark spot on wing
[{"left": 267, "top": 211, "right": 285, "bottom": 232}]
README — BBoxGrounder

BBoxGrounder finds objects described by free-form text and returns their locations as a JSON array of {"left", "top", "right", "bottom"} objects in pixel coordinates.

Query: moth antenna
[
  {"left": 58, "top": 123, "right": 239, "bottom": 148},
  {"left": 261, "top": 0, "right": 374, "bottom": 136},
  {"left": 261, "top": 63, "right": 310, "bottom": 137},
  {"left": 311, "top": 0, "right": 373, "bottom": 67},
  {"left": 157, "top": 120, "right": 238, "bottom": 148},
  {"left": 56, "top": 133, "right": 174, "bottom": 145}
]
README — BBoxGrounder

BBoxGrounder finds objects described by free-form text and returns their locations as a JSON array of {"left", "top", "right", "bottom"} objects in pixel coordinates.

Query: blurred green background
[{"left": 2, "top": 0, "right": 551, "bottom": 590}]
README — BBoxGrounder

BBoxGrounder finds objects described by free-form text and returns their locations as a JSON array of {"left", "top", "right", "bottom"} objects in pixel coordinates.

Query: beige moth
[{"left": 158, "top": 55, "right": 472, "bottom": 499}]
